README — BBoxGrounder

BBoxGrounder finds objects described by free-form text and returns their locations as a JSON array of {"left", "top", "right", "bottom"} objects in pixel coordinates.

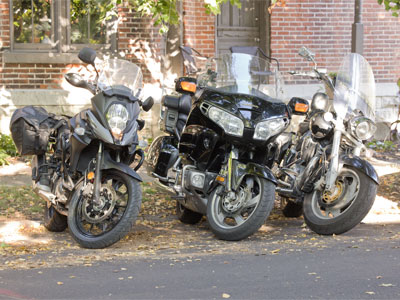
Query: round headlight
[
  {"left": 106, "top": 104, "right": 129, "bottom": 140},
  {"left": 350, "top": 116, "right": 376, "bottom": 140},
  {"left": 309, "top": 111, "right": 333, "bottom": 139}
]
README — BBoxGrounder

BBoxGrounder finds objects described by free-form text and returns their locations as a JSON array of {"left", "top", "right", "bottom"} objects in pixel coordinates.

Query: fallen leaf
[
  {"left": 222, "top": 293, "right": 231, "bottom": 298},
  {"left": 270, "top": 249, "right": 280, "bottom": 254},
  {"left": 379, "top": 283, "right": 395, "bottom": 287},
  {"left": 57, "top": 282, "right": 63, "bottom": 285},
  {"left": 365, "top": 291, "right": 375, "bottom": 295}
]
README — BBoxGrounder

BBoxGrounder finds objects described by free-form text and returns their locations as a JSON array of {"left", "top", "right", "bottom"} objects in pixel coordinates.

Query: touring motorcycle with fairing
[
  {"left": 147, "top": 52, "right": 308, "bottom": 240},
  {"left": 275, "top": 47, "right": 379, "bottom": 235},
  {"left": 10, "top": 48, "right": 153, "bottom": 248}
]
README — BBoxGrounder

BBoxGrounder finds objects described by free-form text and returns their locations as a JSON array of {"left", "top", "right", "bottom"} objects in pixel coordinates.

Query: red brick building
[{"left": 0, "top": 0, "right": 399, "bottom": 138}]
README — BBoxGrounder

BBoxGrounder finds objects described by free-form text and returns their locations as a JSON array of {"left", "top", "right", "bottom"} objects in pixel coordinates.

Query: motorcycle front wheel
[
  {"left": 303, "top": 166, "right": 377, "bottom": 235},
  {"left": 207, "top": 176, "right": 275, "bottom": 241},
  {"left": 68, "top": 170, "right": 142, "bottom": 249}
]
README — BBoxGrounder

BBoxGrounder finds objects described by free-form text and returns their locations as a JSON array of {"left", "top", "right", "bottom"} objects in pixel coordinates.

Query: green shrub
[
  {"left": 366, "top": 140, "right": 396, "bottom": 151},
  {"left": 0, "top": 150, "right": 9, "bottom": 166},
  {"left": 0, "top": 134, "right": 17, "bottom": 157},
  {"left": 0, "top": 134, "right": 18, "bottom": 166}
]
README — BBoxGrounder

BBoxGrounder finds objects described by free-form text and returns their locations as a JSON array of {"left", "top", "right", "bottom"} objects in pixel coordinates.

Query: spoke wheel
[
  {"left": 68, "top": 170, "right": 141, "bottom": 249},
  {"left": 207, "top": 176, "right": 275, "bottom": 241},
  {"left": 303, "top": 166, "right": 378, "bottom": 235}
]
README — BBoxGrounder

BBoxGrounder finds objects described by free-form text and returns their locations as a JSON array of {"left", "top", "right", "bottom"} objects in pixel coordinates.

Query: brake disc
[{"left": 81, "top": 184, "right": 117, "bottom": 223}]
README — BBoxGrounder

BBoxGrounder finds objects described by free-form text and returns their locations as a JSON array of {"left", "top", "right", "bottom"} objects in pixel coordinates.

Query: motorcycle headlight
[
  {"left": 106, "top": 104, "right": 129, "bottom": 140},
  {"left": 349, "top": 116, "right": 376, "bottom": 141},
  {"left": 254, "top": 117, "right": 288, "bottom": 141},
  {"left": 208, "top": 106, "right": 244, "bottom": 137}
]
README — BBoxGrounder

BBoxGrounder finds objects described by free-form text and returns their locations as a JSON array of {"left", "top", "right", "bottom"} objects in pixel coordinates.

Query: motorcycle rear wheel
[
  {"left": 176, "top": 202, "right": 203, "bottom": 224},
  {"left": 207, "top": 176, "right": 275, "bottom": 241},
  {"left": 43, "top": 204, "right": 67, "bottom": 232},
  {"left": 282, "top": 199, "right": 303, "bottom": 218},
  {"left": 303, "top": 166, "right": 377, "bottom": 235},
  {"left": 68, "top": 170, "right": 141, "bottom": 249}
]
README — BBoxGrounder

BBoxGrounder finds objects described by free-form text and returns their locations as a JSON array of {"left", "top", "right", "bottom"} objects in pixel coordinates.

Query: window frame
[{"left": 9, "top": 0, "right": 116, "bottom": 53}]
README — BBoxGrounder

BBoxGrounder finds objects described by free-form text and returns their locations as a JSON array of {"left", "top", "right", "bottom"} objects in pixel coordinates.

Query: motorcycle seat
[{"left": 162, "top": 94, "right": 192, "bottom": 115}]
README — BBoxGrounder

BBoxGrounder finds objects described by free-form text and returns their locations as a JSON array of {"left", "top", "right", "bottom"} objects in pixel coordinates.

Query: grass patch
[
  {"left": 0, "top": 182, "right": 174, "bottom": 220},
  {"left": 0, "top": 186, "right": 44, "bottom": 219}
]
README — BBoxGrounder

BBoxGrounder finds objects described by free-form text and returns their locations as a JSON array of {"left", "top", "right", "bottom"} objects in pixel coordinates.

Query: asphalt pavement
[{"left": 0, "top": 219, "right": 399, "bottom": 300}]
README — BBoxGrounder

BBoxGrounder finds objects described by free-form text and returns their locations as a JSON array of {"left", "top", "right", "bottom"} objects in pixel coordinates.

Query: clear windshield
[
  {"left": 333, "top": 53, "right": 376, "bottom": 121},
  {"left": 98, "top": 58, "right": 143, "bottom": 96},
  {"left": 197, "top": 53, "right": 285, "bottom": 101}
]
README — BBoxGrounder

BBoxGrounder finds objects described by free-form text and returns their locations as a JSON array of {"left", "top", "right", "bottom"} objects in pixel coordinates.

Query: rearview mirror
[
  {"left": 288, "top": 97, "right": 309, "bottom": 116},
  {"left": 64, "top": 73, "right": 87, "bottom": 88},
  {"left": 175, "top": 77, "right": 197, "bottom": 94},
  {"left": 64, "top": 73, "right": 95, "bottom": 94},
  {"left": 298, "top": 47, "right": 315, "bottom": 63},
  {"left": 141, "top": 96, "right": 154, "bottom": 112},
  {"left": 78, "top": 47, "right": 97, "bottom": 66}
]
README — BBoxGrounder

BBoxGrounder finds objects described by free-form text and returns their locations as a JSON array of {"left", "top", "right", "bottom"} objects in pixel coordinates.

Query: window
[
  {"left": 10, "top": 0, "right": 116, "bottom": 52},
  {"left": 12, "top": 0, "right": 54, "bottom": 49}
]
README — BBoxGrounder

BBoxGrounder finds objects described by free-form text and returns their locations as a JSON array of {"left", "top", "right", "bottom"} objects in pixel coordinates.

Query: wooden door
[{"left": 216, "top": 0, "right": 269, "bottom": 57}]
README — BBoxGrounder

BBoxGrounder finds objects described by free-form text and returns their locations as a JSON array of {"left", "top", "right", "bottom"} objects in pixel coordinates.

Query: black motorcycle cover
[{"left": 9, "top": 106, "right": 59, "bottom": 156}]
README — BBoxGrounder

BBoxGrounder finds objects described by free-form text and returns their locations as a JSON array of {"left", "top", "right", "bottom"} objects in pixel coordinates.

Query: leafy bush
[
  {"left": 367, "top": 140, "right": 397, "bottom": 152},
  {"left": 0, "top": 134, "right": 18, "bottom": 166},
  {"left": 0, "top": 134, "right": 17, "bottom": 157},
  {"left": 0, "top": 150, "right": 9, "bottom": 166}
]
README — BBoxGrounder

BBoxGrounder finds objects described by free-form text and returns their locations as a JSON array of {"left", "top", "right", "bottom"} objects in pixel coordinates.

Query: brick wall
[
  {"left": 117, "top": 3, "right": 164, "bottom": 84},
  {"left": 364, "top": 0, "right": 400, "bottom": 82},
  {"left": 0, "top": 2, "right": 164, "bottom": 89},
  {"left": 1, "top": 0, "right": 400, "bottom": 87},
  {"left": 0, "top": 0, "right": 9, "bottom": 86},
  {"left": 270, "top": 0, "right": 400, "bottom": 84},
  {"left": 183, "top": 0, "right": 215, "bottom": 58},
  {"left": 0, "top": 0, "right": 9, "bottom": 50}
]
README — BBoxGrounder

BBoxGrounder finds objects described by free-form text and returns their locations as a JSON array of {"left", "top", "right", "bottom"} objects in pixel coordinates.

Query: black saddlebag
[{"left": 9, "top": 106, "right": 59, "bottom": 156}]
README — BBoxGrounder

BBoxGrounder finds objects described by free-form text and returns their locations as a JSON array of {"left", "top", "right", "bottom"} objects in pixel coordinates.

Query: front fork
[
  {"left": 226, "top": 148, "right": 239, "bottom": 192},
  {"left": 325, "top": 128, "right": 342, "bottom": 192},
  {"left": 92, "top": 141, "right": 104, "bottom": 205},
  {"left": 324, "top": 119, "right": 366, "bottom": 192}
]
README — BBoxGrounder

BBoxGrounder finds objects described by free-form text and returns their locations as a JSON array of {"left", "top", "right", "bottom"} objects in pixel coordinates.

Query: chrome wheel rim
[
  {"left": 210, "top": 176, "right": 262, "bottom": 229},
  {"left": 310, "top": 168, "right": 360, "bottom": 219}
]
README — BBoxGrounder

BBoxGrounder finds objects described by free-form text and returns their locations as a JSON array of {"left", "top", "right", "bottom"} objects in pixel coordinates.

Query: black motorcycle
[
  {"left": 275, "top": 47, "right": 379, "bottom": 235},
  {"left": 10, "top": 48, "right": 153, "bottom": 248},
  {"left": 147, "top": 53, "right": 308, "bottom": 240}
]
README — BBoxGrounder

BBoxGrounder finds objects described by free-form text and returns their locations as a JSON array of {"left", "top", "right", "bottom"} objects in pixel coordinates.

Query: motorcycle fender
[
  {"left": 340, "top": 155, "right": 379, "bottom": 185},
  {"left": 101, "top": 151, "right": 142, "bottom": 182},
  {"left": 232, "top": 161, "right": 277, "bottom": 191}
]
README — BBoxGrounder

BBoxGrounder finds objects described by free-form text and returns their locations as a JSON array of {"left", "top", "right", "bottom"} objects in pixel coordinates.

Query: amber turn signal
[
  {"left": 216, "top": 175, "right": 225, "bottom": 182},
  {"left": 294, "top": 103, "right": 309, "bottom": 113},
  {"left": 181, "top": 81, "right": 197, "bottom": 93},
  {"left": 87, "top": 172, "right": 95, "bottom": 180}
]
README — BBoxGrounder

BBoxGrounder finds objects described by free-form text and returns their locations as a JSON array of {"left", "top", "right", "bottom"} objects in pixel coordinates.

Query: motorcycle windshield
[
  {"left": 333, "top": 53, "right": 376, "bottom": 121},
  {"left": 98, "top": 58, "right": 143, "bottom": 96},
  {"left": 197, "top": 53, "right": 284, "bottom": 101}
]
